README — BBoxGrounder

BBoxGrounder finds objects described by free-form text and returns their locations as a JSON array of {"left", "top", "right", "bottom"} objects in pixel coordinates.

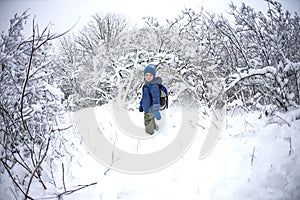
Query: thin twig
[
  {"left": 285, "top": 137, "right": 292, "bottom": 156},
  {"left": 49, "top": 158, "right": 57, "bottom": 188},
  {"left": 104, "top": 168, "right": 111, "bottom": 176},
  {"left": 251, "top": 147, "right": 255, "bottom": 166},
  {"left": 0, "top": 159, "right": 30, "bottom": 199},
  {"left": 25, "top": 138, "right": 50, "bottom": 199},
  {"left": 58, "top": 182, "right": 97, "bottom": 197},
  {"left": 12, "top": 151, "right": 33, "bottom": 175},
  {"left": 53, "top": 125, "right": 73, "bottom": 132},
  {"left": 275, "top": 115, "right": 291, "bottom": 127},
  {"left": 34, "top": 182, "right": 97, "bottom": 200},
  {"left": 62, "top": 163, "right": 67, "bottom": 192},
  {"left": 20, "top": 19, "right": 36, "bottom": 138}
]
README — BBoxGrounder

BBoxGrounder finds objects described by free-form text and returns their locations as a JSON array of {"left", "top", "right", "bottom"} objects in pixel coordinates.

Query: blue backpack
[{"left": 143, "top": 84, "right": 169, "bottom": 110}]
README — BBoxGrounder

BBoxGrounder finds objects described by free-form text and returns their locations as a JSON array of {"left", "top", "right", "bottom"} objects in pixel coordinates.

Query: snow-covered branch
[{"left": 225, "top": 66, "right": 277, "bottom": 92}]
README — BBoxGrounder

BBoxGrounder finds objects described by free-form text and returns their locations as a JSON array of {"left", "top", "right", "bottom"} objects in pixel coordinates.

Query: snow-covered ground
[
  {"left": 1, "top": 104, "right": 299, "bottom": 199},
  {"left": 62, "top": 105, "right": 300, "bottom": 200}
]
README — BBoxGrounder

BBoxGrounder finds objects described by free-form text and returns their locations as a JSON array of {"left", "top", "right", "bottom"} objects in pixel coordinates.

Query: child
[{"left": 139, "top": 64, "right": 162, "bottom": 135}]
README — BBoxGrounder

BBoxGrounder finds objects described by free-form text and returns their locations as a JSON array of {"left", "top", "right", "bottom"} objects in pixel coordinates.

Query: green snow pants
[{"left": 144, "top": 112, "right": 156, "bottom": 134}]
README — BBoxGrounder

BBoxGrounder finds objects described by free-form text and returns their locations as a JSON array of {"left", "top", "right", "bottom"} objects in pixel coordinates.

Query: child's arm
[{"left": 150, "top": 84, "right": 160, "bottom": 111}]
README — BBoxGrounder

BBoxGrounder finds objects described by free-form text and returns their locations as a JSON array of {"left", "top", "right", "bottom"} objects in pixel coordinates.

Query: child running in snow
[{"left": 139, "top": 64, "right": 162, "bottom": 135}]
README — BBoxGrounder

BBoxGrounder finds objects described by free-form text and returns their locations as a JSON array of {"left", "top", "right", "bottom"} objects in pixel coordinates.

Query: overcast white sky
[{"left": 0, "top": 0, "right": 299, "bottom": 35}]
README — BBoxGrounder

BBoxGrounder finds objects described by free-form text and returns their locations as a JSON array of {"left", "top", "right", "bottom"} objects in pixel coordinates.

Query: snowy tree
[
  {"left": 61, "top": 1, "right": 299, "bottom": 114},
  {"left": 63, "top": 13, "right": 129, "bottom": 109},
  {"left": 0, "top": 11, "right": 71, "bottom": 199},
  {"left": 67, "top": 9, "right": 227, "bottom": 110},
  {"left": 165, "top": 8, "right": 226, "bottom": 107},
  {"left": 216, "top": 0, "right": 300, "bottom": 112},
  {"left": 53, "top": 34, "right": 84, "bottom": 110},
  {"left": 76, "top": 12, "right": 128, "bottom": 56}
]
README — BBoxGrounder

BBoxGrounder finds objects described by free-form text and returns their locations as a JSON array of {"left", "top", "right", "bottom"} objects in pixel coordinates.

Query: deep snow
[
  {"left": 1, "top": 104, "right": 300, "bottom": 199},
  {"left": 65, "top": 105, "right": 300, "bottom": 200}
]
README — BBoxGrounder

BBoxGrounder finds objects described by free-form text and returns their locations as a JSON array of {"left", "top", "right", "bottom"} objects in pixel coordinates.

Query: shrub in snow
[
  {"left": 0, "top": 11, "right": 66, "bottom": 199},
  {"left": 222, "top": 1, "right": 300, "bottom": 112}
]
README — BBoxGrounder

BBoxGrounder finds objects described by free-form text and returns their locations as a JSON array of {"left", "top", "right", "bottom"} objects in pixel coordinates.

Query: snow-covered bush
[
  {"left": 62, "top": 13, "right": 129, "bottom": 110},
  {"left": 0, "top": 11, "right": 67, "bottom": 199},
  {"left": 220, "top": 0, "right": 300, "bottom": 111},
  {"left": 53, "top": 35, "right": 84, "bottom": 110},
  {"left": 60, "top": 1, "right": 299, "bottom": 113},
  {"left": 67, "top": 9, "right": 225, "bottom": 110}
]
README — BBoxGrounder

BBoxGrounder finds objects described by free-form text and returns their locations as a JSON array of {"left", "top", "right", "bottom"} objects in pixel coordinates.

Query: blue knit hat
[{"left": 144, "top": 64, "right": 156, "bottom": 77}]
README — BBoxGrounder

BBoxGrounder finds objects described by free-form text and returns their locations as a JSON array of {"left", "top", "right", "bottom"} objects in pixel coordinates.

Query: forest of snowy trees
[
  {"left": 0, "top": 0, "right": 299, "bottom": 199},
  {"left": 57, "top": 0, "right": 300, "bottom": 113}
]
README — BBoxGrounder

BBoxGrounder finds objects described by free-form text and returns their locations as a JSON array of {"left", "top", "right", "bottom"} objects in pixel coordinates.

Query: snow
[
  {"left": 2, "top": 3, "right": 300, "bottom": 199},
  {"left": 94, "top": 104, "right": 183, "bottom": 154},
  {"left": 1, "top": 103, "right": 300, "bottom": 199},
  {"left": 53, "top": 105, "right": 300, "bottom": 199}
]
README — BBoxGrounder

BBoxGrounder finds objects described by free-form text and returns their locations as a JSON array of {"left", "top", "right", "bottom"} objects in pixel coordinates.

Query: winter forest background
[{"left": 1, "top": 0, "right": 300, "bottom": 199}]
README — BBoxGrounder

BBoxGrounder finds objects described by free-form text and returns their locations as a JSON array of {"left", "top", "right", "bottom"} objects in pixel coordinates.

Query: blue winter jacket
[{"left": 140, "top": 77, "right": 162, "bottom": 113}]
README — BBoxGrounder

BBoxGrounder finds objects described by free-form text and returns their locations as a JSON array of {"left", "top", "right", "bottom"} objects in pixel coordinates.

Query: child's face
[{"left": 145, "top": 73, "right": 154, "bottom": 82}]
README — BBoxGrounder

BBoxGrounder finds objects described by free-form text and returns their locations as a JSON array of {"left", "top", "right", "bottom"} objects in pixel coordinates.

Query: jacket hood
[{"left": 151, "top": 77, "right": 162, "bottom": 85}]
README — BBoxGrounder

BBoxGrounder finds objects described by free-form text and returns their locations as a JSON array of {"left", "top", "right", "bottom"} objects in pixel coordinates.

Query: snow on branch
[{"left": 225, "top": 66, "right": 277, "bottom": 92}]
